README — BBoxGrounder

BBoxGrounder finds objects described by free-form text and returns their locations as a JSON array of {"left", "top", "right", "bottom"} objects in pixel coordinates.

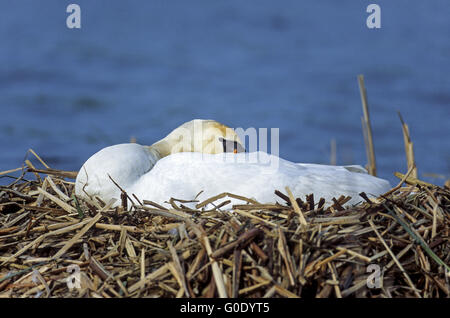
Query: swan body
[
  {"left": 75, "top": 119, "right": 392, "bottom": 208},
  {"left": 129, "top": 151, "right": 391, "bottom": 207},
  {"left": 75, "top": 143, "right": 158, "bottom": 205}
]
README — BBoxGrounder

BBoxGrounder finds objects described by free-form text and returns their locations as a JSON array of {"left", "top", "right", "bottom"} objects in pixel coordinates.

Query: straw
[
  {"left": 0, "top": 139, "right": 449, "bottom": 298},
  {"left": 358, "top": 74, "right": 377, "bottom": 176}
]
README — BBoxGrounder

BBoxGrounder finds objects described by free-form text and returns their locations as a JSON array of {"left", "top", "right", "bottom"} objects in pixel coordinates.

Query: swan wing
[
  {"left": 75, "top": 143, "right": 158, "bottom": 203},
  {"left": 129, "top": 152, "right": 391, "bottom": 208}
]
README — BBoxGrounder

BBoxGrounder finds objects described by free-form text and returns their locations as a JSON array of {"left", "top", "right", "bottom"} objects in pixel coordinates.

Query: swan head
[{"left": 149, "top": 119, "right": 245, "bottom": 157}]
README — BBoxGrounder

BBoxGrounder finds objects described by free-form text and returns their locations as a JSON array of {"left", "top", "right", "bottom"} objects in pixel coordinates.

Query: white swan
[{"left": 75, "top": 119, "right": 391, "bottom": 209}]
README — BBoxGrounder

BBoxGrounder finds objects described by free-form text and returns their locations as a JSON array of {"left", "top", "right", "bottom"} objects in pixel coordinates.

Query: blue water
[{"left": 1, "top": 1, "right": 449, "bottom": 185}]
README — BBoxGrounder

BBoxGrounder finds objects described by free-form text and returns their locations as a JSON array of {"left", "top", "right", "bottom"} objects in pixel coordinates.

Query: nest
[{"left": 0, "top": 160, "right": 449, "bottom": 298}]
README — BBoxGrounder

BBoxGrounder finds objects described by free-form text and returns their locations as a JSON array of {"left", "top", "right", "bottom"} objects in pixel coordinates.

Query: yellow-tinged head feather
[{"left": 149, "top": 119, "right": 243, "bottom": 158}]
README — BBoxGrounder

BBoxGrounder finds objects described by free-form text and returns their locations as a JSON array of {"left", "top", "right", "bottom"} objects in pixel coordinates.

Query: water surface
[{"left": 0, "top": 1, "right": 449, "bottom": 185}]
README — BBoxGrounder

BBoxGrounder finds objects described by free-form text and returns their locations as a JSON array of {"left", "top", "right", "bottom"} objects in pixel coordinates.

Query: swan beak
[{"left": 219, "top": 137, "right": 246, "bottom": 153}]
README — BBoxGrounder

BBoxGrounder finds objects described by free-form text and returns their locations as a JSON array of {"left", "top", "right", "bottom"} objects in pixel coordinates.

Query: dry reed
[{"left": 0, "top": 159, "right": 448, "bottom": 298}]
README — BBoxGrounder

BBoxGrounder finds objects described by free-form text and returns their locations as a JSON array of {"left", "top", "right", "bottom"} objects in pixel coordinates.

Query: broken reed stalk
[
  {"left": 368, "top": 218, "right": 422, "bottom": 298},
  {"left": 358, "top": 74, "right": 377, "bottom": 176},
  {"left": 398, "top": 112, "right": 418, "bottom": 179},
  {"left": 382, "top": 163, "right": 417, "bottom": 197},
  {"left": 27, "top": 148, "right": 51, "bottom": 170},
  {"left": 393, "top": 171, "right": 434, "bottom": 188},
  {"left": 330, "top": 138, "right": 337, "bottom": 165}
]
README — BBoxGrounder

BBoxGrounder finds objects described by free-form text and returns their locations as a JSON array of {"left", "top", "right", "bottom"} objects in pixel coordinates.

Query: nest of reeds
[{"left": 0, "top": 160, "right": 449, "bottom": 298}]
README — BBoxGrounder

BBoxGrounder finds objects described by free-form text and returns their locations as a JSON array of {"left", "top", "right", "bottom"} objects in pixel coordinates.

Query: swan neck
[{"left": 147, "top": 140, "right": 171, "bottom": 159}]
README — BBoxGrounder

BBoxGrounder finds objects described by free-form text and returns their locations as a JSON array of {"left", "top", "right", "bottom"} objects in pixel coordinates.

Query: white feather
[{"left": 75, "top": 144, "right": 391, "bottom": 209}]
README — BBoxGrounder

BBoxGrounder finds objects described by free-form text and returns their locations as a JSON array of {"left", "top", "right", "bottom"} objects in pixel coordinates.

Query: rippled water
[{"left": 0, "top": 0, "right": 449, "bottom": 185}]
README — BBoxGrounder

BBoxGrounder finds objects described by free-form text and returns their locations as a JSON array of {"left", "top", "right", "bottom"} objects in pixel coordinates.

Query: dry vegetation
[{"left": 0, "top": 157, "right": 449, "bottom": 298}]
